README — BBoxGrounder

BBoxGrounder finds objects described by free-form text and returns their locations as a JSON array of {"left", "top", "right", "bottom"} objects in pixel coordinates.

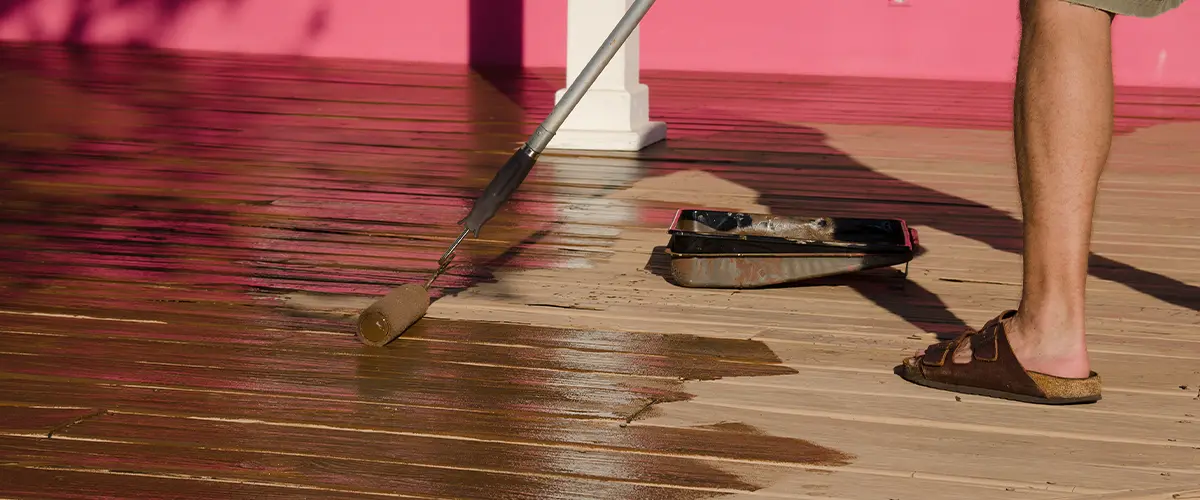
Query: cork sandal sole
[{"left": 897, "top": 363, "right": 1102, "bottom": 405}]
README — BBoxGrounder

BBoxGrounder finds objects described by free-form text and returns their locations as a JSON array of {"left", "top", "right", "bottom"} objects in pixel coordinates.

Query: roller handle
[{"left": 458, "top": 145, "right": 538, "bottom": 237}]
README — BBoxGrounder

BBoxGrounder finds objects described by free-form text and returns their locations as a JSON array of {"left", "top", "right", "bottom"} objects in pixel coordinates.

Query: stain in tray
[{"left": 729, "top": 216, "right": 837, "bottom": 242}]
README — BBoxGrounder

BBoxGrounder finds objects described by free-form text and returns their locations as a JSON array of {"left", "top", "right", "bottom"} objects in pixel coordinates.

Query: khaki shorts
[{"left": 1065, "top": 0, "right": 1187, "bottom": 17}]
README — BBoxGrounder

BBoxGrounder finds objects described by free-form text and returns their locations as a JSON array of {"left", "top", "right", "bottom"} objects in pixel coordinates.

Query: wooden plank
[
  {"left": 0, "top": 351, "right": 666, "bottom": 420},
  {"left": 0, "top": 435, "right": 729, "bottom": 500},
  {"left": 684, "top": 378, "right": 1198, "bottom": 449},
  {"left": 1052, "top": 486, "right": 1200, "bottom": 500},
  {"left": 0, "top": 406, "right": 99, "bottom": 437},
  {"left": 0, "top": 465, "right": 384, "bottom": 500},
  {"left": 691, "top": 365, "right": 1200, "bottom": 421},
  {"left": 59, "top": 411, "right": 767, "bottom": 491}
]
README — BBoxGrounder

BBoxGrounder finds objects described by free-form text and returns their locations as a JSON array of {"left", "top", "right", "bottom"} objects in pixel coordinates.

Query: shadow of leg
[
  {"left": 1087, "top": 252, "right": 1199, "bottom": 311},
  {"left": 841, "top": 273, "right": 971, "bottom": 340},
  {"left": 933, "top": 214, "right": 1200, "bottom": 313}
]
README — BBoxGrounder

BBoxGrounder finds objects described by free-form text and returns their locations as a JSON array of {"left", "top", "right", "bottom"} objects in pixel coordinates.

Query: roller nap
[{"left": 355, "top": 284, "right": 429, "bottom": 347}]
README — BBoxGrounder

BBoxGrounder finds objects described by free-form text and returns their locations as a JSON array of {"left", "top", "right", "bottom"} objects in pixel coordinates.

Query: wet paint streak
[
  {"left": 0, "top": 309, "right": 847, "bottom": 497},
  {"left": 0, "top": 322, "right": 850, "bottom": 496},
  {"left": 694, "top": 421, "right": 770, "bottom": 435},
  {"left": 0, "top": 378, "right": 850, "bottom": 468},
  {"left": 60, "top": 413, "right": 762, "bottom": 491},
  {"left": 402, "top": 318, "right": 786, "bottom": 363},
  {"left": 0, "top": 435, "right": 731, "bottom": 500}
]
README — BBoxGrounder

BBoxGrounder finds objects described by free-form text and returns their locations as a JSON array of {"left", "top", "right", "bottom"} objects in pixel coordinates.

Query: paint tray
[{"left": 664, "top": 209, "right": 920, "bottom": 288}]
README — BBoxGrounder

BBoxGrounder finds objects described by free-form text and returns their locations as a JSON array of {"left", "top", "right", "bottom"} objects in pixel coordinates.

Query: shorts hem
[{"left": 1063, "top": 0, "right": 1186, "bottom": 17}]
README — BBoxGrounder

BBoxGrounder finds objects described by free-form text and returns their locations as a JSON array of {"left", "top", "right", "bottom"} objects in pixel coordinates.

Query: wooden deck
[{"left": 0, "top": 43, "right": 1197, "bottom": 499}]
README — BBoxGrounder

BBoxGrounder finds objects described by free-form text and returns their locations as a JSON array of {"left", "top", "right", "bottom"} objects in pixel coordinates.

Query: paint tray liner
[{"left": 664, "top": 209, "right": 920, "bottom": 288}]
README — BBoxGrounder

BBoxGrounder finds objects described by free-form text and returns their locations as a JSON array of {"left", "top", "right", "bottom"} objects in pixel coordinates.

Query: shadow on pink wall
[
  {"left": 0, "top": 0, "right": 503, "bottom": 64},
  {"left": 0, "top": 0, "right": 322, "bottom": 51},
  {"left": 469, "top": 0, "right": 523, "bottom": 69},
  {"left": 0, "top": 0, "right": 529, "bottom": 69}
]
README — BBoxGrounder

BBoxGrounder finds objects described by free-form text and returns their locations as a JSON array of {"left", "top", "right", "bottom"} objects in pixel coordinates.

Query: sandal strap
[
  {"left": 920, "top": 322, "right": 984, "bottom": 368},
  {"left": 971, "top": 319, "right": 1000, "bottom": 361},
  {"left": 916, "top": 310, "right": 1047, "bottom": 399}
]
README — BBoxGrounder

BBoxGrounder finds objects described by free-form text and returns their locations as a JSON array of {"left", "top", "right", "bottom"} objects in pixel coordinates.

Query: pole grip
[{"left": 458, "top": 145, "right": 538, "bottom": 236}]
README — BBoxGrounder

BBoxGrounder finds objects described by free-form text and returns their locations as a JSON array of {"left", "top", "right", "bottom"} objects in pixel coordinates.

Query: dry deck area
[{"left": 0, "top": 43, "right": 1198, "bottom": 499}]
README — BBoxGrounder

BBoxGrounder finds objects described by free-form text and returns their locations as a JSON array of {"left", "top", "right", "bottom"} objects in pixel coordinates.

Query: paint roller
[{"left": 356, "top": 0, "right": 659, "bottom": 346}]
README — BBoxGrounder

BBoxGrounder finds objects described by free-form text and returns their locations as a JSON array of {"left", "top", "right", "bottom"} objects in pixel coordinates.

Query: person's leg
[
  {"left": 1001, "top": 0, "right": 1188, "bottom": 377},
  {"left": 923, "top": 0, "right": 1113, "bottom": 379},
  {"left": 994, "top": 0, "right": 1116, "bottom": 379},
  {"left": 898, "top": 0, "right": 1188, "bottom": 403}
]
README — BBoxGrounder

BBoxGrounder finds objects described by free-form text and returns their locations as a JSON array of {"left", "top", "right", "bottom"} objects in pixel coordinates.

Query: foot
[
  {"left": 899, "top": 310, "right": 1101, "bottom": 405},
  {"left": 912, "top": 309, "right": 1091, "bottom": 379}
]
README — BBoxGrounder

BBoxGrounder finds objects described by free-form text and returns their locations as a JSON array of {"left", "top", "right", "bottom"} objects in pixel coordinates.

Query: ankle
[
  {"left": 1013, "top": 300, "right": 1086, "bottom": 338},
  {"left": 1000, "top": 309, "right": 1091, "bottom": 378},
  {"left": 1008, "top": 315, "right": 1087, "bottom": 351}
]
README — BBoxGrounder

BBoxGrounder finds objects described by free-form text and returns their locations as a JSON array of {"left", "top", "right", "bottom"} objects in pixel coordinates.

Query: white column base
[
  {"left": 547, "top": 120, "right": 666, "bottom": 152},
  {"left": 546, "top": 85, "right": 667, "bottom": 152},
  {"left": 546, "top": 0, "right": 666, "bottom": 153}
]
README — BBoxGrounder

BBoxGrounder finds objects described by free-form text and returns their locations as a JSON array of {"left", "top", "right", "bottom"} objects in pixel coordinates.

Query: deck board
[{"left": 0, "top": 41, "right": 1197, "bottom": 499}]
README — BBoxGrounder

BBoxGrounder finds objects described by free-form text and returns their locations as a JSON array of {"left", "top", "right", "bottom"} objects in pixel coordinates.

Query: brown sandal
[{"left": 896, "top": 310, "right": 1102, "bottom": 405}]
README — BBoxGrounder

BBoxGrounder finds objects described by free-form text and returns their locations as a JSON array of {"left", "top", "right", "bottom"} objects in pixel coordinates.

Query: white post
[{"left": 547, "top": 0, "right": 667, "bottom": 152}]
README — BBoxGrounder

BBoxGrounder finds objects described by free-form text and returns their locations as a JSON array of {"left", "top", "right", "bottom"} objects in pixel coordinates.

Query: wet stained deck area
[{"left": 0, "top": 43, "right": 1198, "bottom": 499}]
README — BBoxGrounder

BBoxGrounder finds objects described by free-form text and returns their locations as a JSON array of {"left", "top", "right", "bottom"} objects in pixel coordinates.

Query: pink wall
[{"left": 2, "top": 0, "right": 1198, "bottom": 88}]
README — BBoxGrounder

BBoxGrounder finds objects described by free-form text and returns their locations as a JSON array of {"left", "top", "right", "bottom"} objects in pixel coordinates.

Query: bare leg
[{"left": 948, "top": 0, "right": 1114, "bottom": 378}]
